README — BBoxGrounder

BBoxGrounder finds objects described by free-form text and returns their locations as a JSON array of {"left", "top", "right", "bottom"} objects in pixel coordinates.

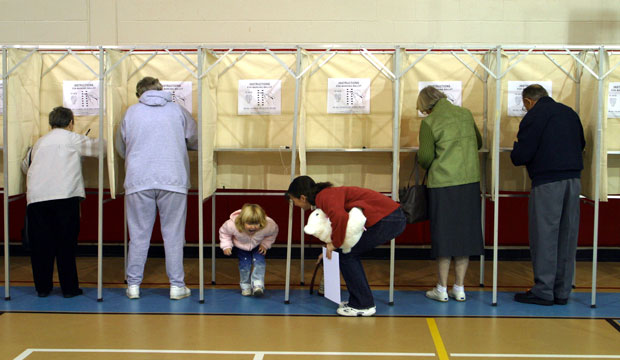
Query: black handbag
[{"left": 398, "top": 154, "right": 428, "bottom": 224}]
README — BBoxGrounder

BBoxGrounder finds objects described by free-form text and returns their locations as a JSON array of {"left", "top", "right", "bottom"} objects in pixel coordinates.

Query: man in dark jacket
[{"left": 511, "top": 84, "right": 586, "bottom": 306}]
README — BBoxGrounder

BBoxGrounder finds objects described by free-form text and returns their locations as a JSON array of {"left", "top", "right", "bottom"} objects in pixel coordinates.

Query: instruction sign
[
  {"left": 608, "top": 82, "right": 620, "bottom": 118},
  {"left": 238, "top": 79, "right": 282, "bottom": 115},
  {"left": 418, "top": 81, "right": 462, "bottom": 117},
  {"left": 507, "top": 81, "right": 552, "bottom": 117},
  {"left": 62, "top": 81, "right": 100, "bottom": 116},
  {"left": 327, "top": 78, "right": 371, "bottom": 114},
  {"left": 161, "top": 81, "right": 193, "bottom": 114}
]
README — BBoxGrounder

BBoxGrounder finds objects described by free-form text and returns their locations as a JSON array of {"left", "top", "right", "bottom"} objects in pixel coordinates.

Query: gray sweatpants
[
  {"left": 126, "top": 189, "right": 187, "bottom": 287},
  {"left": 529, "top": 178, "right": 580, "bottom": 301}
]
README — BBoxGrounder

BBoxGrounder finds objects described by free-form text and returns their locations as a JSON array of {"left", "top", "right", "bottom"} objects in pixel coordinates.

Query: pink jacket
[{"left": 219, "top": 210, "right": 279, "bottom": 252}]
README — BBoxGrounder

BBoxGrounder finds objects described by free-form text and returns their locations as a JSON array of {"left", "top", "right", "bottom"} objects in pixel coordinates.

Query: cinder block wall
[{"left": 0, "top": 0, "right": 619, "bottom": 45}]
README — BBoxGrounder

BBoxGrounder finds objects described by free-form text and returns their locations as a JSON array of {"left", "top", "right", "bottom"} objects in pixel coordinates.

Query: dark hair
[
  {"left": 136, "top": 76, "right": 163, "bottom": 98},
  {"left": 285, "top": 175, "right": 332, "bottom": 205},
  {"left": 48, "top": 106, "right": 74, "bottom": 129},
  {"left": 522, "top": 84, "right": 549, "bottom": 101}
]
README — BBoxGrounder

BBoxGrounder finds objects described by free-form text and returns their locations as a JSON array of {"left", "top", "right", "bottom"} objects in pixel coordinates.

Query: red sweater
[{"left": 315, "top": 186, "right": 400, "bottom": 248}]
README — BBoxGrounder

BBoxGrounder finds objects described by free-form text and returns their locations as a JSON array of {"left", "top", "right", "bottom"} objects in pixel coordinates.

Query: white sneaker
[
  {"left": 449, "top": 288, "right": 466, "bottom": 302},
  {"left": 252, "top": 287, "right": 264, "bottom": 297},
  {"left": 126, "top": 285, "right": 140, "bottom": 299},
  {"left": 336, "top": 304, "right": 376, "bottom": 317},
  {"left": 241, "top": 288, "right": 252, "bottom": 296},
  {"left": 426, "top": 287, "right": 448, "bottom": 302},
  {"left": 170, "top": 286, "right": 191, "bottom": 300}
]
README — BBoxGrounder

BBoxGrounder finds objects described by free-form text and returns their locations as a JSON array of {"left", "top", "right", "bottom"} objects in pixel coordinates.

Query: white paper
[
  {"left": 161, "top": 81, "right": 193, "bottom": 114},
  {"left": 418, "top": 81, "right": 462, "bottom": 117},
  {"left": 322, "top": 247, "right": 341, "bottom": 305},
  {"left": 327, "top": 78, "right": 371, "bottom": 114},
  {"left": 608, "top": 82, "right": 620, "bottom": 118},
  {"left": 238, "top": 79, "right": 282, "bottom": 115},
  {"left": 62, "top": 80, "right": 100, "bottom": 116},
  {"left": 0, "top": 82, "right": 3, "bottom": 115},
  {"left": 507, "top": 81, "right": 553, "bottom": 117}
]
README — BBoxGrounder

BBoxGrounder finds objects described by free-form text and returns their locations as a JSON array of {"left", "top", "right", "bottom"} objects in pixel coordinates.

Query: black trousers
[{"left": 27, "top": 197, "right": 81, "bottom": 295}]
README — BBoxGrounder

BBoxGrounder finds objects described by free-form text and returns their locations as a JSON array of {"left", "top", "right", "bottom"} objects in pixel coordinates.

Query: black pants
[{"left": 27, "top": 197, "right": 81, "bottom": 295}]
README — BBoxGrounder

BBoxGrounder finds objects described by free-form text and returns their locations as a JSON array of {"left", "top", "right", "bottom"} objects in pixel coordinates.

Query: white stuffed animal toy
[{"left": 304, "top": 207, "right": 366, "bottom": 254}]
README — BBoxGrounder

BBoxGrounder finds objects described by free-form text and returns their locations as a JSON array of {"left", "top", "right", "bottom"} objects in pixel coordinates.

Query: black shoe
[
  {"left": 554, "top": 298, "right": 568, "bottom": 305},
  {"left": 37, "top": 291, "right": 50, "bottom": 298},
  {"left": 63, "top": 289, "right": 83, "bottom": 298},
  {"left": 514, "top": 290, "right": 553, "bottom": 306}
]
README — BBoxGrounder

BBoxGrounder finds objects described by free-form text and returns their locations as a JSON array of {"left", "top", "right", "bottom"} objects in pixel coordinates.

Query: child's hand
[
  {"left": 258, "top": 244, "right": 268, "bottom": 255},
  {"left": 223, "top": 248, "right": 232, "bottom": 256}
]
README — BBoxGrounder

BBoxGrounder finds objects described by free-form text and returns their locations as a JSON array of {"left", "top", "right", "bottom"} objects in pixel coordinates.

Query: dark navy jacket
[{"left": 510, "top": 97, "right": 585, "bottom": 187}]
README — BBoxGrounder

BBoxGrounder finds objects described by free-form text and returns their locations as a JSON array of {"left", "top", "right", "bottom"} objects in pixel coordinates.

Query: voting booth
[{"left": 2, "top": 45, "right": 619, "bottom": 307}]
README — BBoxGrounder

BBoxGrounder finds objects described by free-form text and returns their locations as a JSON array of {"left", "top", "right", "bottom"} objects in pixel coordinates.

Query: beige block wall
[{"left": 0, "top": 0, "right": 619, "bottom": 45}]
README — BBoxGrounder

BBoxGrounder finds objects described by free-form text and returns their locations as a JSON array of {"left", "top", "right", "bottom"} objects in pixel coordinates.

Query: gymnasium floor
[{"left": 1, "top": 257, "right": 620, "bottom": 359}]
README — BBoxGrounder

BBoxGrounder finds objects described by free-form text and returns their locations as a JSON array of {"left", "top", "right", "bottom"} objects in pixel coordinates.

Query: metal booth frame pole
[
  {"left": 2, "top": 46, "right": 9, "bottom": 300},
  {"left": 591, "top": 46, "right": 605, "bottom": 308},
  {"left": 492, "top": 46, "right": 502, "bottom": 306},
  {"left": 197, "top": 46, "right": 205, "bottom": 303},
  {"left": 97, "top": 46, "right": 105, "bottom": 301},
  {"left": 285, "top": 46, "right": 302, "bottom": 304},
  {"left": 389, "top": 46, "right": 401, "bottom": 305}
]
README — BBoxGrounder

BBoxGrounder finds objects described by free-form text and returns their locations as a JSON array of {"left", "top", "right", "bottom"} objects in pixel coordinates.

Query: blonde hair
[
  {"left": 417, "top": 86, "right": 447, "bottom": 114},
  {"left": 234, "top": 203, "right": 267, "bottom": 233}
]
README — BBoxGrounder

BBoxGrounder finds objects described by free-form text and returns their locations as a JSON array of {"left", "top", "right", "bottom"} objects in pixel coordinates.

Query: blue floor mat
[{"left": 1, "top": 286, "right": 619, "bottom": 318}]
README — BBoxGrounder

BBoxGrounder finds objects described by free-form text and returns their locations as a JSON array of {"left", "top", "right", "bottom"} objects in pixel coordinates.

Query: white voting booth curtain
[
  {"left": 39, "top": 51, "right": 104, "bottom": 189},
  {"left": 607, "top": 53, "right": 620, "bottom": 195},
  {"left": 106, "top": 49, "right": 129, "bottom": 199},
  {"left": 400, "top": 52, "right": 487, "bottom": 191},
  {"left": 5, "top": 49, "right": 41, "bottom": 194},
  {"left": 215, "top": 53, "right": 296, "bottom": 190},
  {"left": 498, "top": 53, "right": 581, "bottom": 192},
  {"left": 580, "top": 51, "right": 609, "bottom": 201},
  {"left": 300, "top": 52, "right": 395, "bottom": 191},
  {"left": 123, "top": 53, "right": 200, "bottom": 191},
  {"left": 200, "top": 49, "right": 218, "bottom": 200}
]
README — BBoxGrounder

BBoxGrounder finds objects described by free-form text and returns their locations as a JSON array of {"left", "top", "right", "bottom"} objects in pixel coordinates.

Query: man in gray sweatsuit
[{"left": 115, "top": 77, "right": 198, "bottom": 300}]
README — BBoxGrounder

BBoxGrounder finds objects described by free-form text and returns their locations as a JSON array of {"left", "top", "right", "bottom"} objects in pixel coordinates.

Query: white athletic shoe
[
  {"left": 426, "top": 287, "right": 449, "bottom": 302},
  {"left": 252, "top": 287, "right": 264, "bottom": 297},
  {"left": 170, "top": 286, "right": 191, "bottom": 300},
  {"left": 336, "top": 304, "right": 376, "bottom": 317},
  {"left": 126, "top": 285, "right": 140, "bottom": 299},
  {"left": 241, "top": 288, "right": 252, "bottom": 296},
  {"left": 449, "top": 288, "right": 466, "bottom": 302}
]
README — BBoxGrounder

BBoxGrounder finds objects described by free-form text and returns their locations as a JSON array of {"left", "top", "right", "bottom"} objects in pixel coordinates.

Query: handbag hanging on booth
[{"left": 398, "top": 154, "right": 428, "bottom": 224}]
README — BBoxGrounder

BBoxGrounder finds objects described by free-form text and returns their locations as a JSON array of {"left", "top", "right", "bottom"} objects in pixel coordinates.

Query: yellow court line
[{"left": 427, "top": 318, "right": 449, "bottom": 360}]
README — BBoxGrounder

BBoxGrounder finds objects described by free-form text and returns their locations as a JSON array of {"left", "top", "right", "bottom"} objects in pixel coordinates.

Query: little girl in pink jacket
[{"left": 219, "top": 204, "right": 279, "bottom": 296}]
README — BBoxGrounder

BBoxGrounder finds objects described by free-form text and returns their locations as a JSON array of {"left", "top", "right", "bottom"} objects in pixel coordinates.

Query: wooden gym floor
[{"left": 1, "top": 256, "right": 620, "bottom": 359}]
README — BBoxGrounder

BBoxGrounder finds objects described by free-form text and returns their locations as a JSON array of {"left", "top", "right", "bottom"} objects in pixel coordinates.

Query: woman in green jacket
[{"left": 417, "top": 86, "right": 484, "bottom": 303}]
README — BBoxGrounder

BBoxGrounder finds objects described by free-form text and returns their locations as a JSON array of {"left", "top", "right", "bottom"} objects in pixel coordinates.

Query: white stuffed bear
[{"left": 304, "top": 207, "right": 366, "bottom": 254}]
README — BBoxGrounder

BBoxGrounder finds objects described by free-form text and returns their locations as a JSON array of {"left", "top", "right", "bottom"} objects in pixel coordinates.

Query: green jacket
[{"left": 418, "top": 98, "right": 482, "bottom": 188}]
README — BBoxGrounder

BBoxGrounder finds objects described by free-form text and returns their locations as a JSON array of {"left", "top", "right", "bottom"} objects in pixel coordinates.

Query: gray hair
[
  {"left": 48, "top": 106, "right": 74, "bottom": 129},
  {"left": 522, "top": 84, "right": 549, "bottom": 101},
  {"left": 136, "top": 76, "right": 163, "bottom": 98},
  {"left": 417, "top": 86, "right": 447, "bottom": 113}
]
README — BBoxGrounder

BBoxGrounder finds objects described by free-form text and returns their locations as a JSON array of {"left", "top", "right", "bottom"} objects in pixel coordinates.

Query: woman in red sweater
[{"left": 286, "top": 176, "right": 406, "bottom": 316}]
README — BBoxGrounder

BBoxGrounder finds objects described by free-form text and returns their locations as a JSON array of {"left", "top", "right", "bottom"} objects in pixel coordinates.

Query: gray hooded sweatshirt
[{"left": 116, "top": 90, "right": 198, "bottom": 195}]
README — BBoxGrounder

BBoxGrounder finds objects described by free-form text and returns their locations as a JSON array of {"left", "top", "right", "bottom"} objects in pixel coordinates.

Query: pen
[{"left": 85, "top": 129, "right": 91, "bottom": 136}]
